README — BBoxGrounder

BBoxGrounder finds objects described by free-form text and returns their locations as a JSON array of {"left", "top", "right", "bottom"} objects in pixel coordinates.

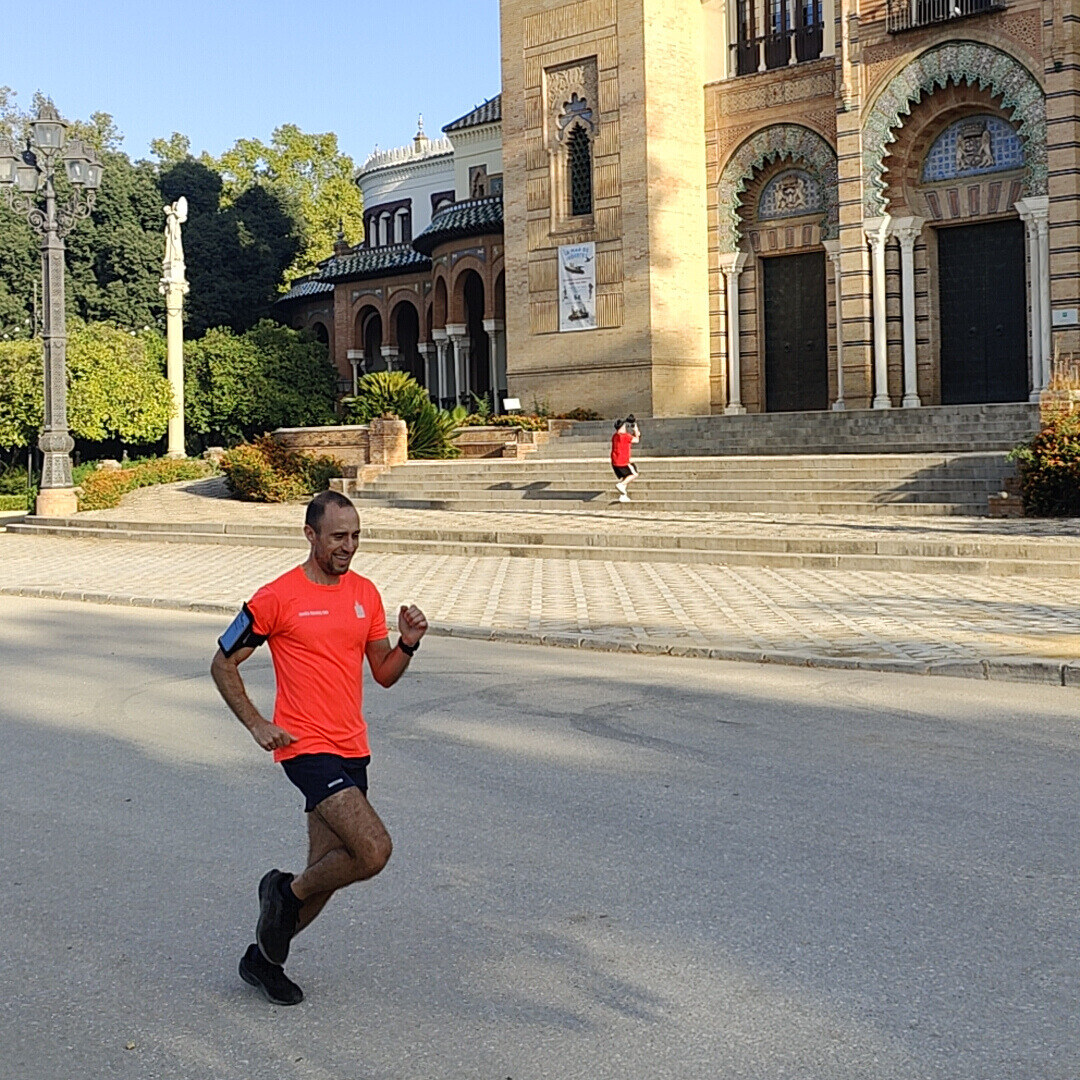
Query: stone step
[
  {"left": 346, "top": 494, "right": 991, "bottom": 515},
  {"left": 358, "top": 477, "right": 1008, "bottom": 493},
  {"left": 10, "top": 518, "right": 1078, "bottom": 576},
  {"left": 541, "top": 403, "right": 1040, "bottom": 457}
]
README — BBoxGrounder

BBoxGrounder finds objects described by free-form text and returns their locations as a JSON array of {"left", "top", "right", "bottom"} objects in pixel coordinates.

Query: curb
[{"left": 2, "top": 585, "right": 1075, "bottom": 688}]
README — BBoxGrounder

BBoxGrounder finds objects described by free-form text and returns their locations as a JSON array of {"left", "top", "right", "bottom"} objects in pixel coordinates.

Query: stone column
[
  {"left": 380, "top": 345, "right": 399, "bottom": 373},
  {"left": 432, "top": 328, "right": 449, "bottom": 406},
  {"left": 1016, "top": 196, "right": 1051, "bottom": 399},
  {"left": 161, "top": 278, "right": 188, "bottom": 456},
  {"left": 891, "top": 216, "right": 924, "bottom": 408},
  {"left": 417, "top": 342, "right": 435, "bottom": 396},
  {"left": 822, "top": 0, "right": 835, "bottom": 56},
  {"left": 346, "top": 349, "right": 363, "bottom": 395},
  {"left": 368, "top": 415, "right": 408, "bottom": 465},
  {"left": 446, "top": 323, "right": 469, "bottom": 405},
  {"left": 755, "top": 0, "right": 767, "bottom": 70},
  {"left": 864, "top": 215, "right": 892, "bottom": 409},
  {"left": 822, "top": 239, "right": 845, "bottom": 410},
  {"left": 720, "top": 251, "right": 749, "bottom": 414},
  {"left": 483, "top": 318, "right": 506, "bottom": 407}
]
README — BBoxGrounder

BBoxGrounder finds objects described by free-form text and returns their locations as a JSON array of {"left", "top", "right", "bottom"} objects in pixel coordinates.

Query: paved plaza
[{"left": 1, "top": 479, "right": 1078, "bottom": 683}]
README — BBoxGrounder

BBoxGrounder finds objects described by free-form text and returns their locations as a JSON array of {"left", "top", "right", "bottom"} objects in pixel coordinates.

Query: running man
[
  {"left": 611, "top": 414, "right": 641, "bottom": 502},
  {"left": 210, "top": 489, "right": 428, "bottom": 1005}
]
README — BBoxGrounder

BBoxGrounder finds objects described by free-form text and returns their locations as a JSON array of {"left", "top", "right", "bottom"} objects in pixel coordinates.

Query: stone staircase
[
  {"left": 9, "top": 512, "right": 1080, "bottom": 577},
  {"left": 540, "top": 402, "right": 1040, "bottom": 458},
  {"left": 335, "top": 451, "right": 1016, "bottom": 516}
]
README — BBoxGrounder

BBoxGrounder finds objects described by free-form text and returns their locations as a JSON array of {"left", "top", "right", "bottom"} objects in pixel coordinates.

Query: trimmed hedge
[
  {"left": 77, "top": 458, "right": 216, "bottom": 512},
  {"left": 0, "top": 494, "right": 27, "bottom": 512},
  {"left": 220, "top": 435, "right": 341, "bottom": 502},
  {"left": 459, "top": 413, "right": 549, "bottom": 431},
  {"left": 1008, "top": 414, "right": 1080, "bottom": 517}
]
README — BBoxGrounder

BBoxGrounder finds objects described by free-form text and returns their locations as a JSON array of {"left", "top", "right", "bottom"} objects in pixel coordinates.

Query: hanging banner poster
[{"left": 558, "top": 242, "right": 596, "bottom": 332}]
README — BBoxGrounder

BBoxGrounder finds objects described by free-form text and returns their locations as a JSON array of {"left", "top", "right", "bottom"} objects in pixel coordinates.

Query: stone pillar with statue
[{"left": 161, "top": 197, "right": 189, "bottom": 457}]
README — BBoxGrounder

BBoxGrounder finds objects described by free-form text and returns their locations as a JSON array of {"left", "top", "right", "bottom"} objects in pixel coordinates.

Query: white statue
[{"left": 163, "top": 196, "right": 188, "bottom": 283}]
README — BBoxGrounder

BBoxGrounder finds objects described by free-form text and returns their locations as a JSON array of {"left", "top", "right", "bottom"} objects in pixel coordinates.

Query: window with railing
[
  {"left": 886, "top": 0, "right": 1005, "bottom": 33},
  {"left": 734, "top": 0, "right": 823, "bottom": 76}
]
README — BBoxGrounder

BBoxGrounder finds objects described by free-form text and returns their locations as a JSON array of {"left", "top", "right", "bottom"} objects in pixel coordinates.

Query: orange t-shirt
[{"left": 246, "top": 565, "right": 389, "bottom": 763}]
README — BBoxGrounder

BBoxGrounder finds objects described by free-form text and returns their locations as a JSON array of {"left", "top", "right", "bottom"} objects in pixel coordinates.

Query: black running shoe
[
  {"left": 257, "top": 869, "right": 300, "bottom": 966},
  {"left": 239, "top": 943, "right": 303, "bottom": 1006}
]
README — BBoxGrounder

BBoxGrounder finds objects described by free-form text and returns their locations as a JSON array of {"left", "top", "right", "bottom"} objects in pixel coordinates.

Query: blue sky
[{"left": 2, "top": 0, "right": 502, "bottom": 164}]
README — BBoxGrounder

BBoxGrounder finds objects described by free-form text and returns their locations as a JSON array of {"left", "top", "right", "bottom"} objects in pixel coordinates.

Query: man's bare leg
[
  {"left": 290, "top": 787, "right": 392, "bottom": 930},
  {"left": 294, "top": 811, "right": 341, "bottom": 933}
]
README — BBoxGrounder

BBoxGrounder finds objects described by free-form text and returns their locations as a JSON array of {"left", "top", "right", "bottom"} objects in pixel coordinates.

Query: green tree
[
  {"left": 66, "top": 322, "right": 172, "bottom": 444},
  {"left": 0, "top": 339, "right": 43, "bottom": 449},
  {"left": 160, "top": 159, "right": 302, "bottom": 337},
  {"left": 184, "top": 320, "right": 335, "bottom": 447},
  {"left": 0, "top": 322, "right": 171, "bottom": 452},
  {"left": 64, "top": 149, "right": 165, "bottom": 330},
  {"left": 149, "top": 132, "right": 192, "bottom": 167},
  {"left": 212, "top": 124, "right": 364, "bottom": 283}
]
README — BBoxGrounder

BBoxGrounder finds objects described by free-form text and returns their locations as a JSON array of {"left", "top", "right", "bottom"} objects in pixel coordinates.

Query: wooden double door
[
  {"left": 938, "top": 219, "right": 1028, "bottom": 405},
  {"left": 762, "top": 251, "right": 829, "bottom": 413}
]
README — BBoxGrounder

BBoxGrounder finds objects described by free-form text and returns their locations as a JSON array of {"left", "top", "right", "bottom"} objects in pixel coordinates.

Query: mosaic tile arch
[
  {"left": 861, "top": 41, "right": 1046, "bottom": 216},
  {"left": 717, "top": 124, "right": 839, "bottom": 252}
]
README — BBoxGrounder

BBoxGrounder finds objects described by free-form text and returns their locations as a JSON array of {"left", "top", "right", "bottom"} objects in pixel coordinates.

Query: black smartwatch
[{"left": 398, "top": 638, "right": 418, "bottom": 657}]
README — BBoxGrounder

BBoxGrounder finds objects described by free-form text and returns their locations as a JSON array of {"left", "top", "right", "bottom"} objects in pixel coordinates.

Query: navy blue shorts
[{"left": 280, "top": 753, "right": 370, "bottom": 813}]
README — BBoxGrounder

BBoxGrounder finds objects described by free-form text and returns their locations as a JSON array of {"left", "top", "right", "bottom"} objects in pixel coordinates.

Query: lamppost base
[{"left": 35, "top": 487, "right": 79, "bottom": 517}]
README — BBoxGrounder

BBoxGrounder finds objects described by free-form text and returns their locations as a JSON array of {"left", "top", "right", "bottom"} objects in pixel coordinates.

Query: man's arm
[
  {"left": 210, "top": 646, "right": 296, "bottom": 752},
  {"left": 366, "top": 604, "right": 429, "bottom": 688}
]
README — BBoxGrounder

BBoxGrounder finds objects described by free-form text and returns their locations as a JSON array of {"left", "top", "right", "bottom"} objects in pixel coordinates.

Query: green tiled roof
[
  {"left": 277, "top": 279, "right": 334, "bottom": 303},
  {"left": 411, "top": 196, "right": 503, "bottom": 255},
  {"left": 443, "top": 95, "right": 501, "bottom": 132},
  {"left": 320, "top": 244, "right": 431, "bottom": 282}
]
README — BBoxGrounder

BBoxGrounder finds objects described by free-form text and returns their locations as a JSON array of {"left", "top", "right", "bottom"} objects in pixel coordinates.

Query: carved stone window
[
  {"left": 544, "top": 57, "right": 599, "bottom": 230},
  {"left": 470, "top": 165, "right": 489, "bottom": 199}
]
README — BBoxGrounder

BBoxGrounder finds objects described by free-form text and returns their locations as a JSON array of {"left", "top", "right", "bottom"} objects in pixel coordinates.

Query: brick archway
[
  {"left": 861, "top": 40, "right": 1046, "bottom": 216},
  {"left": 718, "top": 124, "right": 838, "bottom": 253}
]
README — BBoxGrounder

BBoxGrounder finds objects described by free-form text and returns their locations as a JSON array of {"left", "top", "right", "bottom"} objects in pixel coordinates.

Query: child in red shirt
[{"left": 610, "top": 414, "right": 640, "bottom": 502}]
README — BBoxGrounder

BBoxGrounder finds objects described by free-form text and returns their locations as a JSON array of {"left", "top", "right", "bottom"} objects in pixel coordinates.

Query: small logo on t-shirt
[
  {"left": 355, "top": 602, "right": 366, "bottom": 619},
  {"left": 298, "top": 609, "right": 329, "bottom": 617},
  {"left": 327, "top": 778, "right": 344, "bottom": 788}
]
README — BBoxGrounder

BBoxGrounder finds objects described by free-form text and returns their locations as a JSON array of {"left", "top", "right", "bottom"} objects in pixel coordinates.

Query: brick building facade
[{"left": 282, "top": 0, "right": 1079, "bottom": 420}]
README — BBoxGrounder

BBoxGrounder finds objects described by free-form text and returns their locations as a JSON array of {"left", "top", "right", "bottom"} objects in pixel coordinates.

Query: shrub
[
  {"left": 184, "top": 321, "right": 336, "bottom": 447},
  {"left": 77, "top": 457, "right": 215, "bottom": 511},
  {"left": 459, "top": 413, "right": 548, "bottom": 431},
  {"left": 0, "top": 465, "right": 30, "bottom": 495},
  {"left": 1008, "top": 415, "right": 1080, "bottom": 517},
  {"left": 219, "top": 435, "right": 341, "bottom": 502},
  {"left": 0, "top": 494, "right": 27, "bottom": 511},
  {"left": 555, "top": 407, "right": 603, "bottom": 421},
  {"left": 343, "top": 372, "right": 459, "bottom": 459}
]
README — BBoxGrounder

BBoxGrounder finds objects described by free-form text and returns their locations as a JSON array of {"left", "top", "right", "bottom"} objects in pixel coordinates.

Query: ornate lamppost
[{"left": 0, "top": 103, "right": 103, "bottom": 516}]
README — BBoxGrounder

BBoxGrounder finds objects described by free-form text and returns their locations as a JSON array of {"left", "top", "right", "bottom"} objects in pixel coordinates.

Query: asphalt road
[{"left": 0, "top": 596, "right": 1076, "bottom": 1080}]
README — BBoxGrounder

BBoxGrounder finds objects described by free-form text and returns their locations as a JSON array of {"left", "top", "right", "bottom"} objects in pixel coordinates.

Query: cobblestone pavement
[
  {"left": 1, "top": 531, "right": 1077, "bottom": 677},
  {"left": 75, "top": 477, "right": 1080, "bottom": 545}
]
